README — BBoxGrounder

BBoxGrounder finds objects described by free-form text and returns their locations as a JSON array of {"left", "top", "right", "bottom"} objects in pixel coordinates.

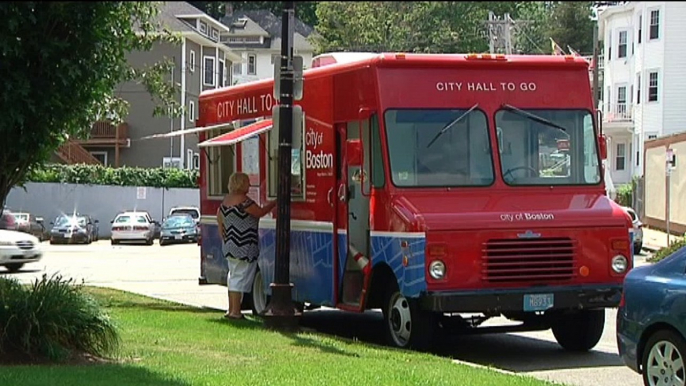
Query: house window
[
  {"left": 198, "top": 21, "right": 208, "bottom": 35},
  {"left": 90, "top": 151, "right": 108, "bottom": 166},
  {"left": 192, "top": 153, "right": 200, "bottom": 170},
  {"left": 218, "top": 59, "right": 225, "bottom": 87},
  {"left": 188, "top": 100, "right": 195, "bottom": 122},
  {"left": 638, "top": 15, "right": 642, "bottom": 44},
  {"left": 248, "top": 54, "right": 256, "bottom": 75},
  {"left": 606, "top": 87, "right": 611, "bottom": 112},
  {"left": 636, "top": 73, "right": 641, "bottom": 105},
  {"left": 211, "top": 28, "right": 219, "bottom": 41},
  {"left": 649, "top": 9, "right": 659, "bottom": 40},
  {"left": 267, "top": 116, "right": 305, "bottom": 199},
  {"left": 648, "top": 71, "right": 658, "bottom": 102},
  {"left": 187, "top": 149, "right": 194, "bottom": 170},
  {"left": 163, "top": 157, "right": 182, "bottom": 169},
  {"left": 207, "top": 128, "right": 235, "bottom": 197},
  {"left": 608, "top": 31, "right": 612, "bottom": 59},
  {"left": 233, "top": 62, "right": 242, "bottom": 75},
  {"left": 615, "top": 143, "right": 626, "bottom": 171},
  {"left": 618, "top": 31, "right": 628, "bottom": 58},
  {"left": 617, "top": 86, "right": 627, "bottom": 116},
  {"left": 203, "top": 56, "right": 215, "bottom": 86},
  {"left": 189, "top": 50, "right": 196, "bottom": 73}
]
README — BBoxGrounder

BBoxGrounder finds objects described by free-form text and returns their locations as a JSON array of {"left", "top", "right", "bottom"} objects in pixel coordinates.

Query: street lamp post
[{"left": 263, "top": 0, "right": 301, "bottom": 331}]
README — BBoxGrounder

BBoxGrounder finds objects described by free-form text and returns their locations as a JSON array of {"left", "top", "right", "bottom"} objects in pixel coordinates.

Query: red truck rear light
[{"left": 427, "top": 244, "right": 446, "bottom": 257}]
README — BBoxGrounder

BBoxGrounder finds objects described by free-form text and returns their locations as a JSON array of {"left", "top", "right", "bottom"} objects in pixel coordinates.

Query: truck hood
[{"left": 390, "top": 192, "right": 630, "bottom": 232}]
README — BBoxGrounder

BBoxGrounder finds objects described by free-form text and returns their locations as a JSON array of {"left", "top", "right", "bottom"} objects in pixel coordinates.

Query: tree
[
  {"left": 312, "top": 1, "right": 521, "bottom": 55},
  {"left": 513, "top": 2, "right": 555, "bottom": 54},
  {"left": 547, "top": 1, "right": 595, "bottom": 54},
  {"left": 0, "top": 2, "right": 179, "bottom": 212},
  {"left": 188, "top": 1, "right": 319, "bottom": 27}
]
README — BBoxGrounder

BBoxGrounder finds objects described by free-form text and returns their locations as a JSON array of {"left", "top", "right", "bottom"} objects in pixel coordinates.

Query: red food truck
[{"left": 193, "top": 53, "right": 633, "bottom": 351}]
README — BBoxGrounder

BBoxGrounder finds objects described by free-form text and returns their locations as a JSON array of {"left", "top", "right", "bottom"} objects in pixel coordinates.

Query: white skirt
[{"left": 227, "top": 257, "right": 258, "bottom": 293}]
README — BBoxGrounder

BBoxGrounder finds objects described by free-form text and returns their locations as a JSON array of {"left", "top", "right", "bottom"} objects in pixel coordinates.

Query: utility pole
[
  {"left": 485, "top": 13, "right": 523, "bottom": 54},
  {"left": 263, "top": 0, "right": 300, "bottom": 332}
]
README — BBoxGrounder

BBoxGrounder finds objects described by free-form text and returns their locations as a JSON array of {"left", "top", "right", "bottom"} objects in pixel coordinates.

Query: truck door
[{"left": 337, "top": 120, "right": 372, "bottom": 310}]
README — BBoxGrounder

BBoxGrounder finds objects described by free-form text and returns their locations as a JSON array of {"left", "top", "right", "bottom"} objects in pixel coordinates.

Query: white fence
[{"left": 5, "top": 182, "right": 199, "bottom": 238}]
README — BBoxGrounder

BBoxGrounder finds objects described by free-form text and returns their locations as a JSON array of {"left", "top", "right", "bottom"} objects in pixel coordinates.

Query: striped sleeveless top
[{"left": 219, "top": 198, "right": 260, "bottom": 263}]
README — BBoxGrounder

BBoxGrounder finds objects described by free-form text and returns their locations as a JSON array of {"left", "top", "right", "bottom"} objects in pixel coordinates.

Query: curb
[{"left": 642, "top": 244, "right": 662, "bottom": 253}]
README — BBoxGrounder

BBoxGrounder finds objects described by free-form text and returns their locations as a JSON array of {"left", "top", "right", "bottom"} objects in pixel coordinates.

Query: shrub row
[
  {"left": 27, "top": 164, "right": 199, "bottom": 189},
  {"left": 647, "top": 235, "right": 686, "bottom": 263}
]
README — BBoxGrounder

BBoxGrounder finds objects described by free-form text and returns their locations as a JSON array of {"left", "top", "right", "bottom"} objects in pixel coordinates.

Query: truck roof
[{"left": 200, "top": 53, "right": 590, "bottom": 100}]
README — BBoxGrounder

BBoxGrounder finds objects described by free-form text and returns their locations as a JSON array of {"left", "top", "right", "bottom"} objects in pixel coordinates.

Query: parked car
[
  {"left": 622, "top": 206, "right": 643, "bottom": 253},
  {"left": 159, "top": 214, "right": 200, "bottom": 246},
  {"left": 617, "top": 245, "right": 686, "bottom": 386},
  {"left": 49, "top": 214, "right": 99, "bottom": 244},
  {"left": 116, "top": 210, "right": 161, "bottom": 239},
  {"left": 13, "top": 212, "right": 46, "bottom": 241},
  {"left": 110, "top": 211, "right": 158, "bottom": 245},
  {"left": 169, "top": 206, "right": 200, "bottom": 223},
  {"left": 0, "top": 210, "right": 17, "bottom": 231},
  {"left": 0, "top": 229, "right": 43, "bottom": 273}
]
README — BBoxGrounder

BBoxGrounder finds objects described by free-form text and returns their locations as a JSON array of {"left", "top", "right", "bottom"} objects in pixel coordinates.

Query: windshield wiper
[
  {"left": 501, "top": 104, "right": 567, "bottom": 133},
  {"left": 426, "top": 103, "right": 479, "bottom": 148}
]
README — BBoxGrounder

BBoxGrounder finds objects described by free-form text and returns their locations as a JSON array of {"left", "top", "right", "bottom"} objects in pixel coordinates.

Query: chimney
[{"left": 224, "top": 2, "right": 233, "bottom": 17}]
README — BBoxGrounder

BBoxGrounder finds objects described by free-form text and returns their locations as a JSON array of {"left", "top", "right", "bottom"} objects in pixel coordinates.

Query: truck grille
[{"left": 482, "top": 238, "right": 576, "bottom": 282}]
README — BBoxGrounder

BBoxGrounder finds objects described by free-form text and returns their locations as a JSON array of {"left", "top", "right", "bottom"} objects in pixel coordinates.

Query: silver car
[
  {"left": 622, "top": 206, "right": 643, "bottom": 253},
  {"left": 110, "top": 212, "right": 157, "bottom": 245}
]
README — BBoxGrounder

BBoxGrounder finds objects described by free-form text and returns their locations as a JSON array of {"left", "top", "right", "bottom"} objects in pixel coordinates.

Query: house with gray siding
[{"left": 56, "top": 2, "right": 242, "bottom": 170}]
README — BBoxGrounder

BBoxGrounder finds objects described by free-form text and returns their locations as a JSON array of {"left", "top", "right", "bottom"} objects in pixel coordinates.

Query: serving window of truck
[{"left": 196, "top": 53, "right": 633, "bottom": 352}]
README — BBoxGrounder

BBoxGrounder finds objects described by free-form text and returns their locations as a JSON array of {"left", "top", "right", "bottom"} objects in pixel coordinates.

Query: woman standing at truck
[{"left": 217, "top": 172, "right": 276, "bottom": 319}]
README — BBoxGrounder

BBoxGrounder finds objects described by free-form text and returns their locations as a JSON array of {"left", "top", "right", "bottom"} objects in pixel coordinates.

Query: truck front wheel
[
  {"left": 383, "top": 283, "right": 437, "bottom": 351},
  {"left": 552, "top": 309, "right": 605, "bottom": 352}
]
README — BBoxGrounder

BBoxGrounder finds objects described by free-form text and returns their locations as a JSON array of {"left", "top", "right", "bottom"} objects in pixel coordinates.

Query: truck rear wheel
[
  {"left": 383, "top": 282, "right": 436, "bottom": 351},
  {"left": 250, "top": 269, "right": 269, "bottom": 317},
  {"left": 552, "top": 309, "right": 605, "bottom": 352}
]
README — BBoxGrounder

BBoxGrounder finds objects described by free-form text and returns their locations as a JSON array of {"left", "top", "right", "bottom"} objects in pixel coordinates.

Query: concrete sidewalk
[{"left": 642, "top": 227, "right": 683, "bottom": 252}]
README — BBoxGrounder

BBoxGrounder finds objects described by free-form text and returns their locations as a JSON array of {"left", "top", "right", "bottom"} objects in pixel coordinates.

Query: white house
[
  {"left": 220, "top": 7, "right": 316, "bottom": 85},
  {"left": 599, "top": 1, "right": 686, "bottom": 185}
]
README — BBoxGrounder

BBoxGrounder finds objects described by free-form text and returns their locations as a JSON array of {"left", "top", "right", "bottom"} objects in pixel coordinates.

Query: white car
[
  {"left": 110, "top": 212, "right": 157, "bottom": 246},
  {"left": 0, "top": 229, "right": 43, "bottom": 272},
  {"left": 622, "top": 206, "right": 643, "bottom": 253}
]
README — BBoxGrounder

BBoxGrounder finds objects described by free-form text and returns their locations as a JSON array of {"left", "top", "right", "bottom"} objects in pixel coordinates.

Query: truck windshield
[
  {"left": 495, "top": 108, "right": 601, "bottom": 186},
  {"left": 384, "top": 109, "right": 494, "bottom": 187}
]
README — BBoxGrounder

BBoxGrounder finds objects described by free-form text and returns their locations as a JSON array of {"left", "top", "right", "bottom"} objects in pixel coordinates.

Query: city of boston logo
[{"left": 517, "top": 230, "right": 541, "bottom": 239}]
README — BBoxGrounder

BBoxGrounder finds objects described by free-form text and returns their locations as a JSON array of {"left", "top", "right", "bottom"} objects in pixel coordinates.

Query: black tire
[
  {"left": 111, "top": 239, "right": 118, "bottom": 245},
  {"left": 159, "top": 240, "right": 167, "bottom": 246},
  {"left": 642, "top": 329, "right": 686, "bottom": 386},
  {"left": 5, "top": 263, "right": 24, "bottom": 273},
  {"left": 382, "top": 281, "right": 437, "bottom": 351},
  {"left": 146, "top": 237, "right": 154, "bottom": 246},
  {"left": 552, "top": 309, "right": 605, "bottom": 352}
]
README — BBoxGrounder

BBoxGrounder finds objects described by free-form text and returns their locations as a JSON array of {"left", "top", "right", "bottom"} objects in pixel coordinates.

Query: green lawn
[{"left": 0, "top": 288, "right": 561, "bottom": 386}]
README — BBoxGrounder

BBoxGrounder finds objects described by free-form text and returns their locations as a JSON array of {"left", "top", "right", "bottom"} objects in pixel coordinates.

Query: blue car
[{"left": 617, "top": 245, "right": 686, "bottom": 386}]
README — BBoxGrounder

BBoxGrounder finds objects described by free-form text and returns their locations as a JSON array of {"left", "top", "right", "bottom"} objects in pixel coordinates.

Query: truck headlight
[
  {"left": 429, "top": 260, "right": 446, "bottom": 280},
  {"left": 611, "top": 255, "right": 628, "bottom": 273}
]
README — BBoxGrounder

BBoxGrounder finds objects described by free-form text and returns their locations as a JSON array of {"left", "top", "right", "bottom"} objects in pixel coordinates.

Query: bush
[
  {"left": 26, "top": 164, "right": 199, "bottom": 189},
  {"left": 647, "top": 234, "right": 686, "bottom": 263},
  {"left": 0, "top": 274, "right": 120, "bottom": 362},
  {"left": 615, "top": 183, "right": 633, "bottom": 207}
]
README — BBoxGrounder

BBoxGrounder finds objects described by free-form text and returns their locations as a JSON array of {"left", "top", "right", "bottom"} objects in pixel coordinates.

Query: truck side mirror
[
  {"left": 346, "top": 139, "right": 362, "bottom": 166},
  {"left": 598, "top": 135, "right": 607, "bottom": 160}
]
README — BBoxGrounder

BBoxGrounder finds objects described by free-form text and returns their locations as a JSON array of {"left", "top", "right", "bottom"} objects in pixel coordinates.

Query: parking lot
[{"left": 3, "top": 240, "right": 651, "bottom": 386}]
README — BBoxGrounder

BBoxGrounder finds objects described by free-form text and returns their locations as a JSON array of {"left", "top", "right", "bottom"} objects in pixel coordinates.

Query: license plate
[
  {"left": 523, "top": 293, "right": 554, "bottom": 312},
  {"left": 22, "top": 250, "right": 34, "bottom": 258},
  {"left": 174, "top": 235, "right": 182, "bottom": 240}
]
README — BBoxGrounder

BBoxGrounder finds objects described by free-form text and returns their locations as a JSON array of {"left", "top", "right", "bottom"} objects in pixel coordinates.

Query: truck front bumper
[{"left": 420, "top": 284, "right": 622, "bottom": 313}]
